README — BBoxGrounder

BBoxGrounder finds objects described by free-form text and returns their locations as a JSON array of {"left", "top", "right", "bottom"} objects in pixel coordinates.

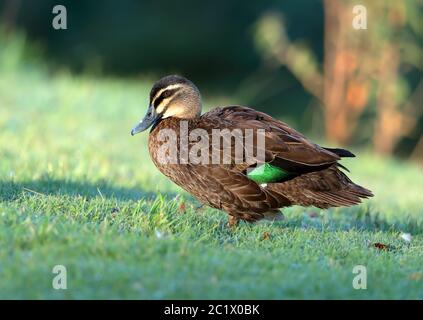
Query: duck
[{"left": 131, "top": 75, "right": 373, "bottom": 226}]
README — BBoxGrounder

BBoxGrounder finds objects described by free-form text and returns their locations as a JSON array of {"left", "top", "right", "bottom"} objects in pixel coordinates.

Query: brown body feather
[{"left": 148, "top": 106, "right": 373, "bottom": 223}]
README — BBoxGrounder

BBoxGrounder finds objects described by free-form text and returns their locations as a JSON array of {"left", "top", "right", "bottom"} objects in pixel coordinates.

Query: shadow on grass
[
  {"left": 0, "top": 178, "right": 175, "bottom": 202},
  {"left": 2, "top": 179, "right": 422, "bottom": 234},
  {"left": 276, "top": 209, "right": 423, "bottom": 235}
]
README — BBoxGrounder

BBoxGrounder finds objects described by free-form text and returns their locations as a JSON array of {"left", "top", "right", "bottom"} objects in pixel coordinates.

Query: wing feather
[{"left": 199, "top": 106, "right": 340, "bottom": 174}]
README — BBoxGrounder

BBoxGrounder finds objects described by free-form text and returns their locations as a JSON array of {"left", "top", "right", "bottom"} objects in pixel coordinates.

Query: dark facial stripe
[{"left": 153, "top": 88, "right": 180, "bottom": 108}]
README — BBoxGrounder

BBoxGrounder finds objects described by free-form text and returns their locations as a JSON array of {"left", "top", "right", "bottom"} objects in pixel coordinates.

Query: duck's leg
[{"left": 227, "top": 215, "right": 240, "bottom": 228}]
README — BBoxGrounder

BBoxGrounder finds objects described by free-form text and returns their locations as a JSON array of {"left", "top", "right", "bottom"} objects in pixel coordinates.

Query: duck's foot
[
  {"left": 227, "top": 215, "right": 240, "bottom": 228},
  {"left": 195, "top": 203, "right": 205, "bottom": 212},
  {"left": 262, "top": 210, "right": 285, "bottom": 221}
]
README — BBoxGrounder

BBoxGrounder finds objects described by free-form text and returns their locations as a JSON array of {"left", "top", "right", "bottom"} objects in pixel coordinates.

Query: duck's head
[{"left": 131, "top": 75, "right": 202, "bottom": 135}]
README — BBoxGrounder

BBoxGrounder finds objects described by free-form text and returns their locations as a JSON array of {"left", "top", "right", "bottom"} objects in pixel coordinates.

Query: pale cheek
[
  {"left": 156, "top": 104, "right": 166, "bottom": 114},
  {"left": 156, "top": 98, "right": 172, "bottom": 114},
  {"left": 162, "top": 105, "right": 185, "bottom": 118}
]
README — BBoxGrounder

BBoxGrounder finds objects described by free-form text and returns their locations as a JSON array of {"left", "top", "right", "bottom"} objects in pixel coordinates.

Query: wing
[{"left": 197, "top": 106, "right": 341, "bottom": 175}]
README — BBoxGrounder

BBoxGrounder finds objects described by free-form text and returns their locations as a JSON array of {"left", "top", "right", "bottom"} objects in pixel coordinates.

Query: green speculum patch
[{"left": 246, "top": 163, "right": 294, "bottom": 184}]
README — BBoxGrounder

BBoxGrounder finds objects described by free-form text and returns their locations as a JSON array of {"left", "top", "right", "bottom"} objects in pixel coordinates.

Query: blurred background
[
  {"left": 1, "top": 0, "right": 423, "bottom": 300},
  {"left": 1, "top": 0, "right": 423, "bottom": 162}
]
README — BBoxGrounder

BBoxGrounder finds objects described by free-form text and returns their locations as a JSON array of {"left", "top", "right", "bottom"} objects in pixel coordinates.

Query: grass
[{"left": 1, "top": 38, "right": 423, "bottom": 299}]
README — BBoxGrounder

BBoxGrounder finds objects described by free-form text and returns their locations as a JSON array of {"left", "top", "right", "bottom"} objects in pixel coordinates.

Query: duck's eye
[
  {"left": 154, "top": 90, "right": 173, "bottom": 107},
  {"left": 162, "top": 90, "right": 173, "bottom": 98},
  {"left": 153, "top": 88, "right": 179, "bottom": 108}
]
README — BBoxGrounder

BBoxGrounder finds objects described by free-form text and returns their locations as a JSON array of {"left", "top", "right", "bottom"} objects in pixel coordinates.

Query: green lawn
[{"left": 1, "top": 64, "right": 423, "bottom": 299}]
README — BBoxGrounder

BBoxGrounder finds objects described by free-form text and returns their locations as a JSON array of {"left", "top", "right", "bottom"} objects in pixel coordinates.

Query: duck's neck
[{"left": 150, "top": 116, "right": 194, "bottom": 135}]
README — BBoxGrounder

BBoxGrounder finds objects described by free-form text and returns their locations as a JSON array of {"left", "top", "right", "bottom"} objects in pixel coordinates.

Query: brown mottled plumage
[{"left": 131, "top": 75, "right": 373, "bottom": 226}]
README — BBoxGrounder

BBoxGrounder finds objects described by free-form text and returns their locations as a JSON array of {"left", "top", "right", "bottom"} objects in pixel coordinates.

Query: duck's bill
[{"left": 131, "top": 105, "right": 161, "bottom": 136}]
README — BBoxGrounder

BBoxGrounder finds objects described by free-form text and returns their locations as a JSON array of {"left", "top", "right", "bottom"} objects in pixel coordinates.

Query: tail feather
[
  {"left": 324, "top": 147, "right": 355, "bottom": 158},
  {"left": 267, "top": 164, "right": 373, "bottom": 209}
]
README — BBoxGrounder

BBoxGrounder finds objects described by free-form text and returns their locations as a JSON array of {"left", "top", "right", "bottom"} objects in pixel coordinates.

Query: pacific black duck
[{"left": 131, "top": 75, "right": 373, "bottom": 226}]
